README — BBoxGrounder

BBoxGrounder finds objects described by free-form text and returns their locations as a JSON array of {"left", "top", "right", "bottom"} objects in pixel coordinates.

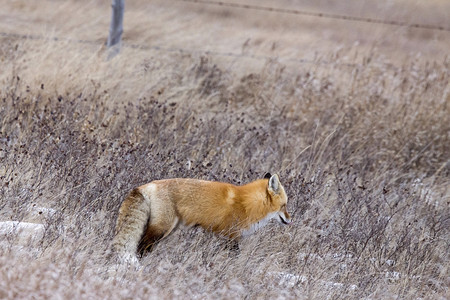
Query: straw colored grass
[{"left": 0, "top": 0, "right": 448, "bottom": 299}]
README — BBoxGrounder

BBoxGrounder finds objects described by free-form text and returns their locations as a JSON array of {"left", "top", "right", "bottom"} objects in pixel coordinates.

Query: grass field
[{"left": 0, "top": 0, "right": 449, "bottom": 298}]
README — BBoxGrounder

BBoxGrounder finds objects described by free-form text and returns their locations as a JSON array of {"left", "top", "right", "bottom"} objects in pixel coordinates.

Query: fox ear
[
  {"left": 264, "top": 172, "right": 272, "bottom": 179},
  {"left": 268, "top": 174, "right": 280, "bottom": 194}
]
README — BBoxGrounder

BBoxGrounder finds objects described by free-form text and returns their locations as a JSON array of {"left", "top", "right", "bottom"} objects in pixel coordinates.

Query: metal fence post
[{"left": 107, "top": 0, "right": 125, "bottom": 59}]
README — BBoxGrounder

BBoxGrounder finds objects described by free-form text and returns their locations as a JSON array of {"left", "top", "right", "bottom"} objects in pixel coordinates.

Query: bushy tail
[{"left": 111, "top": 188, "right": 151, "bottom": 258}]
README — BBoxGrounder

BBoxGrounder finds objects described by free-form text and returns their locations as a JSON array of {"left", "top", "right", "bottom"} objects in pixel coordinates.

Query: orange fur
[{"left": 112, "top": 174, "right": 291, "bottom": 258}]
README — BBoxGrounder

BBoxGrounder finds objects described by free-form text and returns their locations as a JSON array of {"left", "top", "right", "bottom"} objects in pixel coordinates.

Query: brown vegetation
[{"left": 0, "top": 0, "right": 449, "bottom": 299}]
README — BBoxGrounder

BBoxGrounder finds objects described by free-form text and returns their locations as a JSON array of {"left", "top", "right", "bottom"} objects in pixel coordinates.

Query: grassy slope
[{"left": 0, "top": 0, "right": 449, "bottom": 299}]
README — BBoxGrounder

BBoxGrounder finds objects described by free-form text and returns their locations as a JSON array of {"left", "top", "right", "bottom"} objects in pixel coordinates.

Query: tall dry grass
[{"left": 1, "top": 0, "right": 449, "bottom": 299}]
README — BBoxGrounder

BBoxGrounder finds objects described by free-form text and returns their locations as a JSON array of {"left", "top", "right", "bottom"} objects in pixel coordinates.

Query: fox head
[{"left": 266, "top": 173, "right": 292, "bottom": 225}]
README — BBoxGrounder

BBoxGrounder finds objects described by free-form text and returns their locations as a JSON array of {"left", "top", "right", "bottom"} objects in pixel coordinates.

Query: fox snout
[{"left": 277, "top": 207, "right": 292, "bottom": 225}]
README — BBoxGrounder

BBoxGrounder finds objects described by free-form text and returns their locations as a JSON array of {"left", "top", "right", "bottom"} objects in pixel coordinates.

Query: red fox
[{"left": 112, "top": 173, "right": 291, "bottom": 260}]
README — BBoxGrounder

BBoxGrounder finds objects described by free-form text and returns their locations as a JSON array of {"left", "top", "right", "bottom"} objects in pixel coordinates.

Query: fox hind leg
[
  {"left": 137, "top": 223, "right": 165, "bottom": 255},
  {"left": 138, "top": 216, "right": 179, "bottom": 255}
]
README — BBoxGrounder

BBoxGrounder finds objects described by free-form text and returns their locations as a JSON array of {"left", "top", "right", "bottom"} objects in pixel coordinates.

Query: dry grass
[{"left": 0, "top": 0, "right": 449, "bottom": 299}]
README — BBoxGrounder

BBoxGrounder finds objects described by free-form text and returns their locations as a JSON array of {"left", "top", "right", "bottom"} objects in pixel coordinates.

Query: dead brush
[{"left": 1, "top": 7, "right": 449, "bottom": 298}]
